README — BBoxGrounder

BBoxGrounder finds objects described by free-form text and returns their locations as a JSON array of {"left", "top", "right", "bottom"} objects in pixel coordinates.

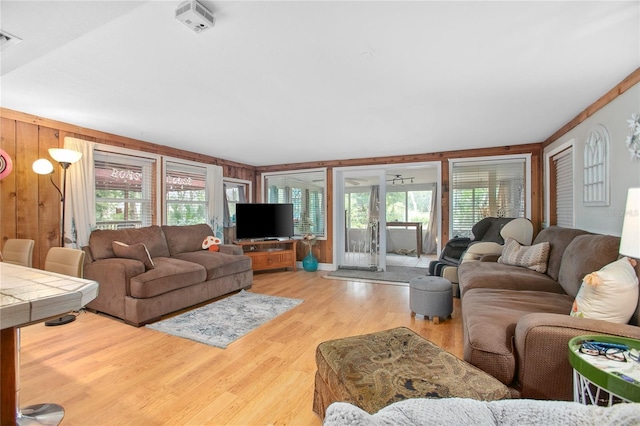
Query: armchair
[
  {"left": 429, "top": 217, "right": 533, "bottom": 295},
  {"left": 429, "top": 217, "right": 518, "bottom": 275}
]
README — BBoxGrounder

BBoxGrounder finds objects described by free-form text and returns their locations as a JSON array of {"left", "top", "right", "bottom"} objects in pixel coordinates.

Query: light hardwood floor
[{"left": 18, "top": 270, "right": 463, "bottom": 425}]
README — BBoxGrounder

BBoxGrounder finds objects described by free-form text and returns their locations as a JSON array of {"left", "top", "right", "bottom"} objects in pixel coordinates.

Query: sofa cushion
[
  {"left": 498, "top": 238, "right": 550, "bottom": 273},
  {"left": 532, "top": 226, "right": 590, "bottom": 282},
  {"left": 570, "top": 257, "right": 639, "bottom": 323},
  {"left": 172, "top": 251, "right": 252, "bottom": 280},
  {"left": 458, "top": 261, "right": 563, "bottom": 296},
  {"left": 89, "top": 226, "right": 170, "bottom": 260},
  {"left": 556, "top": 234, "right": 621, "bottom": 298},
  {"left": 462, "top": 288, "right": 574, "bottom": 385},
  {"left": 162, "top": 224, "right": 214, "bottom": 256},
  {"left": 112, "top": 241, "right": 155, "bottom": 270},
  {"left": 129, "top": 257, "right": 207, "bottom": 298}
]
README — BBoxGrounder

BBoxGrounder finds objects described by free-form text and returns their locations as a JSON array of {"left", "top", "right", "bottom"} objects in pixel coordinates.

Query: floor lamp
[{"left": 32, "top": 148, "right": 83, "bottom": 326}]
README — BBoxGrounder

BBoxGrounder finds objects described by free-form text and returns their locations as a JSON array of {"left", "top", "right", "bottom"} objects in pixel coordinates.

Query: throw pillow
[
  {"left": 497, "top": 237, "right": 550, "bottom": 273},
  {"left": 570, "top": 257, "right": 639, "bottom": 323},
  {"left": 112, "top": 241, "right": 155, "bottom": 270},
  {"left": 202, "top": 236, "right": 221, "bottom": 252}
]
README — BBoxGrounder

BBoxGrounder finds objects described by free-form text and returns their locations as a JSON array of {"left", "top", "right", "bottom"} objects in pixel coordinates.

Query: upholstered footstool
[
  {"left": 312, "top": 327, "right": 510, "bottom": 420},
  {"left": 409, "top": 276, "right": 453, "bottom": 323}
]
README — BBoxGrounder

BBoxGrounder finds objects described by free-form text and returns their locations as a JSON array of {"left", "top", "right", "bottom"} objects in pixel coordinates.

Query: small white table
[
  {"left": 568, "top": 335, "right": 640, "bottom": 405},
  {"left": 0, "top": 263, "right": 99, "bottom": 425}
]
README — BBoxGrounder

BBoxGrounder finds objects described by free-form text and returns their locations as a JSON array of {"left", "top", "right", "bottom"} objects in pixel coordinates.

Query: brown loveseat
[
  {"left": 83, "top": 224, "right": 252, "bottom": 326},
  {"left": 458, "top": 226, "right": 640, "bottom": 401}
]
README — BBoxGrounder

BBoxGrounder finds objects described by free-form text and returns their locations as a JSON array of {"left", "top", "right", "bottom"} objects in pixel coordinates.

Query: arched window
[{"left": 583, "top": 124, "right": 610, "bottom": 206}]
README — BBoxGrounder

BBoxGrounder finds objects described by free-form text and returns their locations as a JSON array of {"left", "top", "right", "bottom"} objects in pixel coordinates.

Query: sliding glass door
[{"left": 335, "top": 169, "right": 386, "bottom": 271}]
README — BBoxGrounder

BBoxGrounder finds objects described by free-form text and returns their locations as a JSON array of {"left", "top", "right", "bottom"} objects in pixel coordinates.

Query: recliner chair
[
  {"left": 443, "top": 218, "right": 534, "bottom": 295},
  {"left": 429, "top": 217, "right": 533, "bottom": 295},
  {"left": 429, "top": 217, "right": 516, "bottom": 275}
]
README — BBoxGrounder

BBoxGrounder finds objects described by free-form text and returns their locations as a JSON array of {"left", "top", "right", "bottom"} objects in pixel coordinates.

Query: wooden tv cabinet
[{"left": 234, "top": 240, "right": 297, "bottom": 272}]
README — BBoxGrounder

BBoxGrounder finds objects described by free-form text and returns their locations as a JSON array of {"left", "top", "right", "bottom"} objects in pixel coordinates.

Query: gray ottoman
[{"left": 409, "top": 276, "right": 453, "bottom": 324}]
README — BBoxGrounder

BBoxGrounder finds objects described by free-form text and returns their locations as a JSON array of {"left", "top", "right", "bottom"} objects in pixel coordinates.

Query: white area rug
[{"left": 146, "top": 290, "right": 303, "bottom": 348}]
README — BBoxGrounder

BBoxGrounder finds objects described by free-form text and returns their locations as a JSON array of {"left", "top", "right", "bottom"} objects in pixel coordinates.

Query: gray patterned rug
[
  {"left": 146, "top": 290, "right": 303, "bottom": 348},
  {"left": 324, "top": 265, "right": 429, "bottom": 285}
]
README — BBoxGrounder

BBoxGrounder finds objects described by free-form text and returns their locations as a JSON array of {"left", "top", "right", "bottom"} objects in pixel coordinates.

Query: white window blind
[
  {"left": 165, "top": 161, "right": 207, "bottom": 225},
  {"left": 94, "top": 151, "right": 155, "bottom": 229},
  {"left": 451, "top": 158, "right": 526, "bottom": 238},
  {"left": 554, "top": 147, "right": 573, "bottom": 227}
]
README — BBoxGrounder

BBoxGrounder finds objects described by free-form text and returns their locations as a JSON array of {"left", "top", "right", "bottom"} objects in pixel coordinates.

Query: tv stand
[{"left": 235, "top": 239, "right": 297, "bottom": 272}]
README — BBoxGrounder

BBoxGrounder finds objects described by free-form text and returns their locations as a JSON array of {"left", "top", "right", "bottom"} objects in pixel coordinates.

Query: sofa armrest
[
  {"left": 84, "top": 258, "right": 145, "bottom": 320},
  {"left": 219, "top": 244, "right": 243, "bottom": 255},
  {"left": 82, "top": 246, "right": 95, "bottom": 264},
  {"left": 514, "top": 313, "right": 640, "bottom": 401},
  {"left": 461, "top": 241, "right": 503, "bottom": 262}
]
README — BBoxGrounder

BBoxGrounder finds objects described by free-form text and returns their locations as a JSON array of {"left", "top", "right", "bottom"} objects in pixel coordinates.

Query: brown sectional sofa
[
  {"left": 458, "top": 226, "right": 640, "bottom": 401},
  {"left": 83, "top": 224, "right": 252, "bottom": 326}
]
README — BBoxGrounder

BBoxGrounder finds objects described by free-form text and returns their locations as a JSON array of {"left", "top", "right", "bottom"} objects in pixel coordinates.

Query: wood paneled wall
[
  {"left": 256, "top": 143, "right": 544, "bottom": 264},
  {"left": 0, "top": 108, "right": 257, "bottom": 269}
]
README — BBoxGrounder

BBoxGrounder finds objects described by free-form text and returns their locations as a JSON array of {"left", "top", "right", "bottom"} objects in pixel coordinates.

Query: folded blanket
[{"left": 323, "top": 398, "right": 640, "bottom": 426}]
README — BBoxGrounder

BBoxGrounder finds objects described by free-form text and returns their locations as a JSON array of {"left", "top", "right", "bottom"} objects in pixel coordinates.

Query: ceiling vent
[
  {"left": 0, "top": 30, "right": 22, "bottom": 51},
  {"left": 175, "top": 1, "right": 215, "bottom": 34}
]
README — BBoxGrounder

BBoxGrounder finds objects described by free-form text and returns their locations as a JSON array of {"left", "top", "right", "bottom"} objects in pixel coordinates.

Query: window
[
  {"left": 263, "top": 169, "right": 326, "bottom": 237},
  {"left": 224, "top": 179, "right": 250, "bottom": 226},
  {"left": 583, "top": 125, "right": 610, "bottom": 206},
  {"left": 450, "top": 156, "right": 527, "bottom": 238},
  {"left": 386, "top": 188, "right": 433, "bottom": 224},
  {"left": 94, "top": 151, "right": 156, "bottom": 229},
  {"left": 164, "top": 161, "right": 207, "bottom": 226},
  {"left": 552, "top": 147, "right": 573, "bottom": 227},
  {"left": 345, "top": 191, "right": 371, "bottom": 229}
]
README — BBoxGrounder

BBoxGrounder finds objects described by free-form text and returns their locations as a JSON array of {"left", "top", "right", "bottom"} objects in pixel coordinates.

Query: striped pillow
[{"left": 497, "top": 238, "right": 550, "bottom": 273}]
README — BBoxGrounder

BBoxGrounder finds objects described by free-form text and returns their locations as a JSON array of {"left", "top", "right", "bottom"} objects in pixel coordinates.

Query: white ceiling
[{"left": 1, "top": 1, "right": 639, "bottom": 167}]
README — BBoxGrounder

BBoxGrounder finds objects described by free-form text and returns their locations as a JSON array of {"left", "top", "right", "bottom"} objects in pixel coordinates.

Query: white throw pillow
[{"left": 570, "top": 257, "right": 639, "bottom": 324}]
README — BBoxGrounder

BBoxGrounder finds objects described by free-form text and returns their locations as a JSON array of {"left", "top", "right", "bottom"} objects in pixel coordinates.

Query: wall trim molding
[{"left": 542, "top": 67, "right": 640, "bottom": 148}]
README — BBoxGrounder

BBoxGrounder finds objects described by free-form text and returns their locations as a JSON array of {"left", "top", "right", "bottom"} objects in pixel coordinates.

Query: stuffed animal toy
[{"left": 202, "top": 236, "right": 222, "bottom": 252}]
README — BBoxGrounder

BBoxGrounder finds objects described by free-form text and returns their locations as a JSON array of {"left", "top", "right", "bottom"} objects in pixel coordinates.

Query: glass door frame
[
  {"left": 333, "top": 161, "right": 443, "bottom": 271},
  {"left": 333, "top": 167, "right": 387, "bottom": 271}
]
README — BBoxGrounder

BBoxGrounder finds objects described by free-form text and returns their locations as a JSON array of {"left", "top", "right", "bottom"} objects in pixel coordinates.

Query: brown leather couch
[
  {"left": 83, "top": 224, "right": 252, "bottom": 326},
  {"left": 458, "top": 226, "right": 640, "bottom": 401}
]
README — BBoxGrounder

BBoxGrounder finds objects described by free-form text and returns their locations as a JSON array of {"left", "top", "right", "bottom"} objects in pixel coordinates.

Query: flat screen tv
[{"left": 235, "top": 203, "right": 294, "bottom": 241}]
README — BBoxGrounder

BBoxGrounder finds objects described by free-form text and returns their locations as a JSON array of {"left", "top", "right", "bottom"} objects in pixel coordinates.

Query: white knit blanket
[{"left": 323, "top": 398, "right": 640, "bottom": 426}]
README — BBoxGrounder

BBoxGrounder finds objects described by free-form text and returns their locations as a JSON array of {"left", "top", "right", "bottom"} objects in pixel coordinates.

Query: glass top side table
[{"left": 568, "top": 335, "right": 640, "bottom": 405}]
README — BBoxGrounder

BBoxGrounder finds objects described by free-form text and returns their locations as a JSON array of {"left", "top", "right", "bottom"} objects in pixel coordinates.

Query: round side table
[{"left": 568, "top": 335, "right": 640, "bottom": 406}]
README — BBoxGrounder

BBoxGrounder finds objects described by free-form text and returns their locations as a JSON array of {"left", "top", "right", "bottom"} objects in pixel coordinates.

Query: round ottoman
[{"left": 409, "top": 276, "right": 453, "bottom": 324}]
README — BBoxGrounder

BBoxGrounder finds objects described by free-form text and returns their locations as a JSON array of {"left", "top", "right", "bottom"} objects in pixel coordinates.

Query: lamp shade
[
  {"left": 48, "top": 148, "right": 82, "bottom": 164},
  {"left": 619, "top": 187, "right": 640, "bottom": 258},
  {"left": 32, "top": 158, "right": 54, "bottom": 175}
]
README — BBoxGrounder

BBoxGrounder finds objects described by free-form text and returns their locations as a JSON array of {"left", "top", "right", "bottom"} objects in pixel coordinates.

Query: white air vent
[
  {"left": 175, "top": 1, "right": 215, "bottom": 33},
  {"left": 0, "top": 30, "right": 22, "bottom": 51}
]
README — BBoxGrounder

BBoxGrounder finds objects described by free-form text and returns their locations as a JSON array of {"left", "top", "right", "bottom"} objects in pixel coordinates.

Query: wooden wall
[
  {"left": 0, "top": 108, "right": 257, "bottom": 269},
  {"left": 256, "top": 143, "right": 544, "bottom": 265}
]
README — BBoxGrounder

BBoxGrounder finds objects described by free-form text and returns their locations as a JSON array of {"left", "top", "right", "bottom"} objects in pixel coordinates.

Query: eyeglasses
[{"left": 579, "top": 341, "right": 629, "bottom": 362}]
